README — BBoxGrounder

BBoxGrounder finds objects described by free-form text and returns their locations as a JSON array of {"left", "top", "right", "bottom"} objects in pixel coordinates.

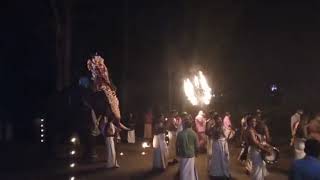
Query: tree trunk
[
  {"left": 50, "top": 0, "right": 72, "bottom": 91},
  {"left": 63, "top": 0, "right": 72, "bottom": 88},
  {"left": 120, "top": 0, "right": 129, "bottom": 113}
]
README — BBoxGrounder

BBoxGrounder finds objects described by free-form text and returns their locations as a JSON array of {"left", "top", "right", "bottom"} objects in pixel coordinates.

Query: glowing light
[
  {"left": 184, "top": 71, "right": 213, "bottom": 106},
  {"left": 184, "top": 79, "right": 198, "bottom": 105},
  {"left": 166, "top": 134, "right": 169, "bottom": 137},
  {"left": 70, "top": 150, "right": 76, "bottom": 155},
  {"left": 198, "top": 71, "right": 212, "bottom": 105},
  {"left": 70, "top": 163, "right": 75, "bottom": 168},
  {"left": 142, "top": 142, "right": 150, "bottom": 148},
  {"left": 271, "top": 84, "right": 278, "bottom": 92},
  {"left": 70, "top": 137, "right": 76, "bottom": 143},
  {"left": 40, "top": 119, "right": 44, "bottom": 122},
  {"left": 41, "top": 129, "right": 44, "bottom": 132},
  {"left": 40, "top": 124, "right": 44, "bottom": 127},
  {"left": 41, "top": 134, "right": 44, "bottom": 137},
  {"left": 120, "top": 152, "right": 124, "bottom": 156},
  {"left": 141, "top": 152, "right": 146, "bottom": 155},
  {"left": 41, "top": 139, "right": 44, "bottom": 143},
  {"left": 70, "top": 177, "right": 75, "bottom": 180}
]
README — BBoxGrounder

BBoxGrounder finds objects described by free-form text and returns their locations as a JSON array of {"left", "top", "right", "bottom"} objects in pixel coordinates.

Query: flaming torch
[{"left": 184, "top": 71, "right": 213, "bottom": 106}]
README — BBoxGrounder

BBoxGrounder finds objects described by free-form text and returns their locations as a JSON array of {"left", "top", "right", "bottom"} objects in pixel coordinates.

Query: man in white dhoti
[
  {"left": 176, "top": 118, "right": 199, "bottom": 180},
  {"left": 195, "top": 111, "right": 207, "bottom": 152},
  {"left": 246, "top": 116, "right": 272, "bottom": 180},
  {"left": 127, "top": 113, "right": 136, "bottom": 143},
  {"left": 101, "top": 117, "right": 120, "bottom": 168},
  {"left": 152, "top": 114, "right": 168, "bottom": 170},
  {"left": 167, "top": 110, "right": 179, "bottom": 163},
  {"left": 209, "top": 115, "right": 231, "bottom": 179},
  {"left": 205, "top": 111, "right": 216, "bottom": 171}
]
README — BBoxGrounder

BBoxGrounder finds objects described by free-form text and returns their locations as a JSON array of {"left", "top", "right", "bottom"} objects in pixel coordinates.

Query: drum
[{"left": 261, "top": 146, "right": 280, "bottom": 165}]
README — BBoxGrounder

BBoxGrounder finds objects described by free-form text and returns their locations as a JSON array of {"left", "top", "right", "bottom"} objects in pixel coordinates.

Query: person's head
[
  {"left": 170, "top": 110, "right": 178, "bottom": 117},
  {"left": 297, "top": 109, "right": 303, "bottom": 115},
  {"left": 214, "top": 115, "right": 223, "bottom": 126},
  {"left": 183, "top": 119, "right": 193, "bottom": 129},
  {"left": 198, "top": 110, "right": 204, "bottom": 116},
  {"left": 247, "top": 115, "right": 257, "bottom": 128},
  {"left": 308, "top": 118, "right": 320, "bottom": 134},
  {"left": 225, "top": 112, "right": 231, "bottom": 117},
  {"left": 209, "top": 110, "right": 215, "bottom": 118},
  {"left": 256, "top": 109, "right": 262, "bottom": 117},
  {"left": 304, "top": 139, "right": 320, "bottom": 158},
  {"left": 180, "top": 112, "right": 189, "bottom": 120},
  {"left": 157, "top": 114, "right": 165, "bottom": 122}
]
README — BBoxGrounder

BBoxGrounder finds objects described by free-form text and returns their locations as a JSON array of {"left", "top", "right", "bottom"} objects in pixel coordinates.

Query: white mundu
[
  {"left": 105, "top": 122, "right": 119, "bottom": 168},
  {"left": 249, "top": 146, "right": 268, "bottom": 180},
  {"left": 180, "top": 157, "right": 199, "bottom": 180},
  {"left": 209, "top": 137, "right": 230, "bottom": 177},
  {"left": 168, "top": 131, "right": 177, "bottom": 161},
  {"left": 152, "top": 133, "right": 168, "bottom": 169},
  {"left": 127, "top": 130, "right": 135, "bottom": 143}
]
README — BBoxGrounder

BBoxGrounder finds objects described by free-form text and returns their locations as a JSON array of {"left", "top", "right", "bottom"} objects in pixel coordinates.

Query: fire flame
[{"left": 184, "top": 71, "right": 213, "bottom": 106}]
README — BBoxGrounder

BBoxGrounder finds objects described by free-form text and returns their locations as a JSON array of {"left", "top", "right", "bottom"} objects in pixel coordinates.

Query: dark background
[{"left": 1, "top": 0, "right": 320, "bottom": 141}]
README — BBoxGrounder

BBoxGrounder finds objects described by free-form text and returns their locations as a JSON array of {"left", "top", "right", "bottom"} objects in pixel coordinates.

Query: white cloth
[
  {"left": 127, "top": 130, "right": 135, "bottom": 143},
  {"left": 209, "top": 138, "right": 230, "bottom": 177},
  {"left": 105, "top": 137, "right": 119, "bottom": 168},
  {"left": 180, "top": 157, "right": 198, "bottom": 180},
  {"left": 105, "top": 123, "right": 119, "bottom": 168},
  {"left": 249, "top": 146, "right": 268, "bottom": 180},
  {"left": 168, "top": 131, "right": 177, "bottom": 161},
  {"left": 294, "top": 138, "right": 306, "bottom": 160},
  {"left": 144, "top": 124, "right": 152, "bottom": 139},
  {"left": 152, "top": 134, "right": 168, "bottom": 169}
]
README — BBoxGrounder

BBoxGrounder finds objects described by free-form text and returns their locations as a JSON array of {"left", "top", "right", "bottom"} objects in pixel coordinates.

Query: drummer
[
  {"left": 255, "top": 110, "right": 271, "bottom": 144},
  {"left": 246, "top": 116, "right": 272, "bottom": 180}
]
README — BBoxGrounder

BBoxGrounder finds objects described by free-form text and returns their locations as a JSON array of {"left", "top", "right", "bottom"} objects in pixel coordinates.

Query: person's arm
[
  {"left": 291, "top": 116, "right": 297, "bottom": 135},
  {"left": 264, "top": 126, "right": 271, "bottom": 143},
  {"left": 249, "top": 129, "right": 271, "bottom": 153}
]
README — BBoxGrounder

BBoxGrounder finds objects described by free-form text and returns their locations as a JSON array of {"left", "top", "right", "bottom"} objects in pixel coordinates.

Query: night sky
[{"left": 1, "top": 0, "right": 320, "bottom": 125}]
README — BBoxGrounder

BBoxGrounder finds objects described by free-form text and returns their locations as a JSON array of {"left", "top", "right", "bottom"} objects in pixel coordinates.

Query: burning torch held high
[{"left": 184, "top": 71, "right": 213, "bottom": 106}]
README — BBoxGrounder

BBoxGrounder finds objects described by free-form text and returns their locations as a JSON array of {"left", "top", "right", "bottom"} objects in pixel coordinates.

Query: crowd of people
[
  {"left": 77, "top": 101, "right": 320, "bottom": 180},
  {"left": 139, "top": 109, "right": 320, "bottom": 180},
  {"left": 139, "top": 109, "right": 269, "bottom": 180}
]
